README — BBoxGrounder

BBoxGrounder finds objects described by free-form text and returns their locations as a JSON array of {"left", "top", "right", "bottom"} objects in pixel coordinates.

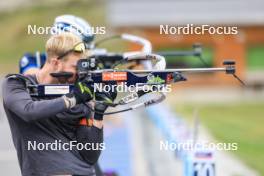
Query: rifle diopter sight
[
  {"left": 222, "top": 60, "right": 245, "bottom": 85},
  {"left": 223, "top": 60, "right": 236, "bottom": 74}
]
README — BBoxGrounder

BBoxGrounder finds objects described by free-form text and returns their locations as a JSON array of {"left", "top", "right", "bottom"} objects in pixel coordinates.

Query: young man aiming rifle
[{"left": 2, "top": 32, "right": 114, "bottom": 176}]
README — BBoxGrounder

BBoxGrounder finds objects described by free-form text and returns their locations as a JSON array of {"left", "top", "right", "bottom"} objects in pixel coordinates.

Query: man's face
[{"left": 56, "top": 53, "right": 81, "bottom": 83}]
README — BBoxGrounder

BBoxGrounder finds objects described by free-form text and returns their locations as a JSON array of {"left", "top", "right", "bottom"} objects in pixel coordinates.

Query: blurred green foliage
[
  {"left": 0, "top": 0, "right": 127, "bottom": 73},
  {"left": 157, "top": 46, "right": 214, "bottom": 68},
  {"left": 159, "top": 45, "right": 264, "bottom": 70},
  {"left": 247, "top": 45, "right": 264, "bottom": 71}
]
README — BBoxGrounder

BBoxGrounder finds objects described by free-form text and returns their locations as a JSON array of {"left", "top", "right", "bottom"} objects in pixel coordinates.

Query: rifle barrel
[{"left": 91, "top": 68, "right": 227, "bottom": 74}]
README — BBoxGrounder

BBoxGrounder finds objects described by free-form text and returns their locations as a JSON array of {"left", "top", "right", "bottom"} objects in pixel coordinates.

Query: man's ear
[{"left": 49, "top": 57, "right": 59, "bottom": 68}]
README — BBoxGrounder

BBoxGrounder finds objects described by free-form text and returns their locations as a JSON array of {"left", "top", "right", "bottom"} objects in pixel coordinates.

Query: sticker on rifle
[
  {"left": 102, "top": 72, "right": 127, "bottom": 81},
  {"left": 166, "top": 73, "right": 173, "bottom": 83},
  {"left": 44, "top": 86, "right": 70, "bottom": 95}
]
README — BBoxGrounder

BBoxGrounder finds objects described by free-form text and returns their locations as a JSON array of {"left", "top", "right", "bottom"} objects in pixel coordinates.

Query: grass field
[{"left": 173, "top": 101, "right": 264, "bottom": 175}]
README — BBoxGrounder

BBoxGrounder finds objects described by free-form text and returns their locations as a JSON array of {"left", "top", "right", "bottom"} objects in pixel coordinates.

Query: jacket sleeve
[
  {"left": 76, "top": 125, "right": 104, "bottom": 165},
  {"left": 2, "top": 77, "right": 68, "bottom": 122}
]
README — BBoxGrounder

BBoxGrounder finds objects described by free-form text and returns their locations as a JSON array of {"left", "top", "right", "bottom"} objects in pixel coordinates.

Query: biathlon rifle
[{"left": 27, "top": 53, "right": 244, "bottom": 115}]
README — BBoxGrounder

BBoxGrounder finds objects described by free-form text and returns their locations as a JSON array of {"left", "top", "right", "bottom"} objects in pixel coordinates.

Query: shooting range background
[{"left": 0, "top": 0, "right": 264, "bottom": 176}]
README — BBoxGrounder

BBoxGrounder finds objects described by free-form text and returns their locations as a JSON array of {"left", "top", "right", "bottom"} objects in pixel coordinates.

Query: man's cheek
[
  {"left": 62, "top": 67, "right": 72, "bottom": 73},
  {"left": 56, "top": 63, "right": 63, "bottom": 72}
]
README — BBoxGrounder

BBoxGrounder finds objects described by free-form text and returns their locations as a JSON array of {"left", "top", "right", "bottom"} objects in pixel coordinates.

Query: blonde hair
[{"left": 45, "top": 32, "right": 82, "bottom": 62}]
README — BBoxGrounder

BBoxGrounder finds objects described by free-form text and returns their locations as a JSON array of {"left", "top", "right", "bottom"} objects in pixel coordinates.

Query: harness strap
[{"left": 5, "top": 74, "right": 38, "bottom": 94}]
